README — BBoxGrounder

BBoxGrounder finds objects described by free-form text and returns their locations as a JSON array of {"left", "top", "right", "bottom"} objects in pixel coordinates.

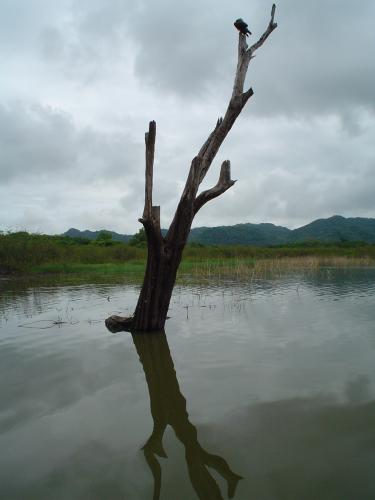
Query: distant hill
[
  {"left": 63, "top": 216, "right": 375, "bottom": 246},
  {"left": 64, "top": 228, "right": 132, "bottom": 243},
  {"left": 189, "top": 216, "right": 375, "bottom": 246},
  {"left": 188, "top": 223, "right": 291, "bottom": 245},
  {"left": 289, "top": 216, "right": 375, "bottom": 243}
]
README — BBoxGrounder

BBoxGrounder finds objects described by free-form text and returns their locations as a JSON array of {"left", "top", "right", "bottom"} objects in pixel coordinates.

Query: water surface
[{"left": 1, "top": 269, "right": 375, "bottom": 499}]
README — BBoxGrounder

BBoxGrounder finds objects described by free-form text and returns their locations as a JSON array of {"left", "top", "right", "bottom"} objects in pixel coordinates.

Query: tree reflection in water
[{"left": 132, "top": 331, "right": 242, "bottom": 500}]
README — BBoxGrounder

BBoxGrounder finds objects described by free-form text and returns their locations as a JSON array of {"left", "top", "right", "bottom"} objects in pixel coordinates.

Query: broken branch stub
[{"left": 143, "top": 120, "right": 156, "bottom": 220}]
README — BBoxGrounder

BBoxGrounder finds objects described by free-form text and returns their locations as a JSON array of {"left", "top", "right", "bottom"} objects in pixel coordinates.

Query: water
[{"left": 1, "top": 269, "right": 375, "bottom": 499}]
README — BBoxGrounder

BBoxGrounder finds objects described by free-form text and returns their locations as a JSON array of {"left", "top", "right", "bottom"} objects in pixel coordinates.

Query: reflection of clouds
[
  {"left": 0, "top": 281, "right": 140, "bottom": 433},
  {"left": 0, "top": 274, "right": 375, "bottom": 498},
  {"left": 208, "top": 396, "right": 375, "bottom": 499},
  {"left": 345, "top": 374, "right": 371, "bottom": 404}
]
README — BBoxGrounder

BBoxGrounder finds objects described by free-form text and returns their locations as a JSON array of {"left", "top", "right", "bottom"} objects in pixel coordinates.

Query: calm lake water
[{"left": 1, "top": 269, "right": 375, "bottom": 500}]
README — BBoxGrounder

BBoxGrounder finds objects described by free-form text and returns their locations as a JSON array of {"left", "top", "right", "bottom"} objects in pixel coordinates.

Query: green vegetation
[
  {"left": 0, "top": 231, "right": 144, "bottom": 274},
  {"left": 1, "top": 231, "right": 375, "bottom": 277},
  {"left": 128, "top": 228, "right": 147, "bottom": 248}
]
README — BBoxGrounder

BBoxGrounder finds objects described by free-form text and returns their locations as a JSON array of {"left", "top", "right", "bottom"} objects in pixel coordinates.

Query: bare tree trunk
[
  {"left": 106, "top": 5, "right": 277, "bottom": 333},
  {"left": 132, "top": 241, "right": 184, "bottom": 332}
]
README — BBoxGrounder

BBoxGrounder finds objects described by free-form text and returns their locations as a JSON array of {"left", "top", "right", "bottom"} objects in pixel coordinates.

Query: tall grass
[
  {"left": 0, "top": 232, "right": 145, "bottom": 273},
  {"left": 178, "top": 255, "right": 375, "bottom": 280}
]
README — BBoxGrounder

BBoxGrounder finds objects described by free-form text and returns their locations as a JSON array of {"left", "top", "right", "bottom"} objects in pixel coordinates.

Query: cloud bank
[{"left": 1, "top": 0, "right": 374, "bottom": 234}]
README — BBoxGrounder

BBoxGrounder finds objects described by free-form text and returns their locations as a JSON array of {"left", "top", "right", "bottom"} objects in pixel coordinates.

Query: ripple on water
[{"left": 1, "top": 270, "right": 375, "bottom": 499}]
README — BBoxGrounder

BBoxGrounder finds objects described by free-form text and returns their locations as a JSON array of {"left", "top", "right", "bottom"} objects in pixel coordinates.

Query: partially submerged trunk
[
  {"left": 131, "top": 240, "right": 185, "bottom": 332},
  {"left": 105, "top": 5, "right": 277, "bottom": 333}
]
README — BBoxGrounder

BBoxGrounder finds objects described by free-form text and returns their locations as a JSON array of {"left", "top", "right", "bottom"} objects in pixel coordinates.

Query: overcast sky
[{"left": 1, "top": 0, "right": 374, "bottom": 235}]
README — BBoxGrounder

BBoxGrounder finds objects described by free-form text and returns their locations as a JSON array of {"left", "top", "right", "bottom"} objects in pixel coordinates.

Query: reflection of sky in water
[{"left": 0, "top": 269, "right": 375, "bottom": 499}]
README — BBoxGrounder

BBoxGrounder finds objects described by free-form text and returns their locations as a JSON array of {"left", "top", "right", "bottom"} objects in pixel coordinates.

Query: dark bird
[{"left": 234, "top": 18, "right": 252, "bottom": 36}]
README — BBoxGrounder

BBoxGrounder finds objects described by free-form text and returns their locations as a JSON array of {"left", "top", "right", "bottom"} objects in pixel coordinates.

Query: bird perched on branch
[{"left": 234, "top": 18, "right": 252, "bottom": 36}]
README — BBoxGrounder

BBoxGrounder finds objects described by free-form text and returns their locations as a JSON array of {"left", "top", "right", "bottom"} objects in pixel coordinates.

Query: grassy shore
[{"left": 1, "top": 231, "right": 375, "bottom": 278}]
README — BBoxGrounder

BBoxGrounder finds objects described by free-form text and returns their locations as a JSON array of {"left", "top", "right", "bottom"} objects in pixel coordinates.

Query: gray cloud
[
  {"left": 0, "top": 103, "right": 76, "bottom": 182},
  {"left": 193, "top": 112, "right": 375, "bottom": 229},
  {"left": 0, "top": 103, "right": 141, "bottom": 184},
  {"left": 62, "top": 0, "right": 375, "bottom": 118},
  {"left": 46, "top": 0, "right": 251, "bottom": 95},
  {"left": 1, "top": 0, "right": 375, "bottom": 233},
  {"left": 0, "top": 102, "right": 146, "bottom": 233},
  {"left": 249, "top": 0, "right": 375, "bottom": 118}
]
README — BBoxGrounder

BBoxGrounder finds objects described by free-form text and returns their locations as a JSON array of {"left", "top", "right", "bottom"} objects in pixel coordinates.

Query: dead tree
[{"left": 106, "top": 5, "right": 277, "bottom": 332}]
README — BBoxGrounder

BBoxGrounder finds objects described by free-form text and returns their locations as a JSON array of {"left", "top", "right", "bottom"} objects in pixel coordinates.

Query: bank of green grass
[
  {"left": 1, "top": 231, "right": 375, "bottom": 277},
  {"left": 0, "top": 232, "right": 145, "bottom": 274}
]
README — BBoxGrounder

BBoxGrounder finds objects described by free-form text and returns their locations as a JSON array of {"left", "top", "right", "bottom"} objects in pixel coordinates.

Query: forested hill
[
  {"left": 289, "top": 216, "right": 375, "bottom": 243},
  {"left": 188, "top": 223, "right": 291, "bottom": 245},
  {"left": 63, "top": 216, "right": 375, "bottom": 246},
  {"left": 189, "top": 216, "right": 375, "bottom": 245}
]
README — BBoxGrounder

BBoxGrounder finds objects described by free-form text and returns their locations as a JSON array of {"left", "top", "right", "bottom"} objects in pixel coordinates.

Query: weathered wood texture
[
  {"left": 143, "top": 120, "right": 156, "bottom": 219},
  {"left": 106, "top": 5, "right": 277, "bottom": 332}
]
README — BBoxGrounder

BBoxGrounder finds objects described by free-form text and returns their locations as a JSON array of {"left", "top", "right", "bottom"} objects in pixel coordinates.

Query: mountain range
[{"left": 64, "top": 216, "right": 375, "bottom": 246}]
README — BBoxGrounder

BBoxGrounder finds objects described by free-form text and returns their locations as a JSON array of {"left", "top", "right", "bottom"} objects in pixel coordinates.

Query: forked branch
[
  {"left": 166, "top": 5, "right": 277, "bottom": 244},
  {"left": 194, "top": 160, "right": 236, "bottom": 215},
  {"left": 143, "top": 6, "right": 277, "bottom": 246},
  {"left": 192, "top": 3, "right": 277, "bottom": 193},
  {"left": 250, "top": 4, "right": 277, "bottom": 53}
]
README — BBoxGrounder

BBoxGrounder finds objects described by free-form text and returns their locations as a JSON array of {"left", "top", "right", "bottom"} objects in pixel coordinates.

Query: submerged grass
[{"left": 178, "top": 255, "right": 375, "bottom": 280}]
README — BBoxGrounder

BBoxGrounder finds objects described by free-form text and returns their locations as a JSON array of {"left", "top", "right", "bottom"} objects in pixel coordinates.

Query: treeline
[{"left": 1, "top": 231, "right": 375, "bottom": 274}]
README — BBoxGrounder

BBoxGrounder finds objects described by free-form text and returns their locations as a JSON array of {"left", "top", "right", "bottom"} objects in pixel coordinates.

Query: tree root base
[
  {"left": 105, "top": 314, "right": 171, "bottom": 333},
  {"left": 105, "top": 315, "right": 133, "bottom": 333}
]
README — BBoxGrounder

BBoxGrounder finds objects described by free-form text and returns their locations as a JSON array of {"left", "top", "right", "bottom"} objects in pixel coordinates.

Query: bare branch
[
  {"left": 140, "top": 121, "right": 163, "bottom": 244},
  {"left": 179, "top": 7, "right": 277, "bottom": 201},
  {"left": 271, "top": 2, "right": 276, "bottom": 23},
  {"left": 238, "top": 31, "right": 248, "bottom": 57},
  {"left": 232, "top": 34, "right": 252, "bottom": 98},
  {"left": 199, "top": 7, "right": 276, "bottom": 176},
  {"left": 249, "top": 4, "right": 277, "bottom": 54},
  {"left": 194, "top": 160, "right": 236, "bottom": 215},
  {"left": 199, "top": 96, "right": 248, "bottom": 174},
  {"left": 242, "top": 87, "right": 254, "bottom": 106},
  {"left": 143, "top": 121, "right": 156, "bottom": 219},
  {"left": 198, "top": 117, "right": 223, "bottom": 157}
]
